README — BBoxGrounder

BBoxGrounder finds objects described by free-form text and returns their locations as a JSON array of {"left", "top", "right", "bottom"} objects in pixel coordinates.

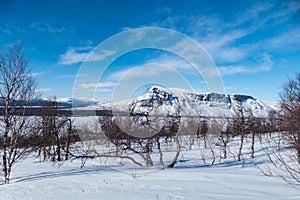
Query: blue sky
[{"left": 0, "top": 0, "right": 299, "bottom": 102}]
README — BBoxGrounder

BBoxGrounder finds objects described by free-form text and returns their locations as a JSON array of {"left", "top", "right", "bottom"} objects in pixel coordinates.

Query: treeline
[{"left": 95, "top": 105, "right": 280, "bottom": 168}]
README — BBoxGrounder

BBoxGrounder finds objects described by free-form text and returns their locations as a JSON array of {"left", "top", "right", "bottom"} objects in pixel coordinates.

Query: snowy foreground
[{"left": 0, "top": 148, "right": 299, "bottom": 200}]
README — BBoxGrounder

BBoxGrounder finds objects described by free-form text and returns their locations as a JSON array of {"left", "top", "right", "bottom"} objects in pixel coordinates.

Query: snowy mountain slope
[{"left": 101, "top": 86, "right": 277, "bottom": 119}]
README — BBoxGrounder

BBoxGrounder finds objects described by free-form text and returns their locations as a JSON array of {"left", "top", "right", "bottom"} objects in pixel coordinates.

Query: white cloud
[
  {"left": 219, "top": 53, "right": 272, "bottom": 76},
  {"left": 108, "top": 64, "right": 174, "bottom": 81},
  {"left": 57, "top": 73, "right": 89, "bottom": 79},
  {"left": 236, "top": 2, "right": 274, "bottom": 25},
  {"left": 96, "top": 88, "right": 113, "bottom": 93},
  {"left": 78, "top": 81, "right": 115, "bottom": 89},
  {"left": 169, "top": 38, "right": 204, "bottom": 59},
  {"left": 219, "top": 66, "right": 253, "bottom": 76},
  {"left": 265, "top": 1, "right": 300, "bottom": 25},
  {"left": 121, "top": 27, "right": 133, "bottom": 32},
  {"left": 35, "top": 88, "right": 52, "bottom": 93},
  {"left": 287, "top": 1, "right": 300, "bottom": 13},
  {"left": 28, "top": 72, "right": 44, "bottom": 77},
  {"left": 0, "top": 26, "right": 12, "bottom": 35},
  {"left": 124, "top": 28, "right": 149, "bottom": 45},
  {"left": 261, "top": 53, "right": 272, "bottom": 71},
  {"left": 58, "top": 46, "right": 92, "bottom": 65},
  {"left": 107, "top": 68, "right": 132, "bottom": 80},
  {"left": 0, "top": 24, "right": 23, "bottom": 35},
  {"left": 219, "top": 65, "right": 266, "bottom": 76},
  {"left": 148, "top": 56, "right": 192, "bottom": 70},
  {"left": 106, "top": 59, "right": 193, "bottom": 81},
  {"left": 31, "top": 22, "right": 66, "bottom": 33},
  {"left": 264, "top": 28, "right": 300, "bottom": 50},
  {"left": 149, "top": 1, "right": 299, "bottom": 68},
  {"left": 59, "top": 46, "right": 116, "bottom": 65},
  {"left": 86, "top": 49, "right": 116, "bottom": 62},
  {"left": 57, "top": 74, "right": 75, "bottom": 79}
]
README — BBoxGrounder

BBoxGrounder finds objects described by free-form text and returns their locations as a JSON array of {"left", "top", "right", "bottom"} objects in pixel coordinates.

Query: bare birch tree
[
  {"left": 262, "top": 72, "right": 300, "bottom": 187},
  {"left": 38, "top": 97, "right": 75, "bottom": 162},
  {"left": 0, "top": 43, "right": 37, "bottom": 184},
  {"left": 280, "top": 72, "right": 300, "bottom": 164},
  {"left": 233, "top": 102, "right": 246, "bottom": 162}
]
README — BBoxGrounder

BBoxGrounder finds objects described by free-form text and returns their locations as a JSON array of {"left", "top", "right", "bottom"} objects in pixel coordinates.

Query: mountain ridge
[
  {"left": 101, "top": 86, "right": 277, "bottom": 118},
  {"left": 0, "top": 86, "right": 278, "bottom": 119}
]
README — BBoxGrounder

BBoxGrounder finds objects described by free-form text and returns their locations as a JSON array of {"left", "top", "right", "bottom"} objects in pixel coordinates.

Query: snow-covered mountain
[
  {"left": 101, "top": 86, "right": 277, "bottom": 119},
  {"left": 0, "top": 86, "right": 277, "bottom": 120}
]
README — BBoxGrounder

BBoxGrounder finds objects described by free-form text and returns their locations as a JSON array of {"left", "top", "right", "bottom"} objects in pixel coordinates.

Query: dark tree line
[{"left": 36, "top": 98, "right": 79, "bottom": 162}]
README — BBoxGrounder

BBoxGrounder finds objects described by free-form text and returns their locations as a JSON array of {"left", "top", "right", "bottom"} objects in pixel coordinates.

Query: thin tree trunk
[
  {"left": 168, "top": 137, "right": 180, "bottom": 168},
  {"left": 52, "top": 145, "right": 56, "bottom": 161},
  {"left": 56, "top": 143, "right": 61, "bottom": 161},
  {"left": 2, "top": 97, "right": 10, "bottom": 184},
  {"left": 223, "top": 143, "right": 227, "bottom": 159},
  {"left": 43, "top": 145, "right": 46, "bottom": 161},
  {"left": 156, "top": 137, "right": 164, "bottom": 170},
  {"left": 251, "top": 130, "right": 255, "bottom": 158},
  {"left": 145, "top": 141, "right": 153, "bottom": 166},
  {"left": 297, "top": 132, "right": 300, "bottom": 164},
  {"left": 65, "top": 119, "right": 72, "bottom": 161},
  {"left": 55, "top": 129, "right": 61, "bottom": 161},
  {"left": 65, "top": 136, "right": 70, "bottom": 161},
  {"left": 2, "top": 130, "right": 8, "bottom": 184},
  {"left": 238, "top": 131, "right": 244, "bottom": 161},
  {"left": 5, "top": 166, "right": 11, "bottom": 184},
  {"left": 146, "top": 152, "right": 153, "bottom": 166}
]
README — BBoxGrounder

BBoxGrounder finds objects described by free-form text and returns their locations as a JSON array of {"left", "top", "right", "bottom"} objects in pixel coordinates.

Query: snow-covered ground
[
  {"left": 0, "top": 86, "right": 295, "bottom": 200},
  {"left": 1, "top": 139, "right": 299, "bottom": 200}
]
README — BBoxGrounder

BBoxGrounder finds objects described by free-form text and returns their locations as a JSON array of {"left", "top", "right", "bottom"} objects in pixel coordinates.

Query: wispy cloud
[
  {"left": 0, "top": 25, "right": 13, "bottom": 35},
  {"left": 219, "top": 53, "right": 272, "bottom": 76},
  {"left": 59, "top": 46, "right": 116, "bottom": 65},
  {"left": 107, "top": 60, "right": 192, "bottom": 81},
  {"left": 108, "top": 50, "right": 245, "bottom": 82},
  {"left": 31, "top": 72, "right": 47, "bottom": 77},
  {"left": 0, "top": 24, "right": 23, "bottom": 35},
  {"left": 35, "top": 88, "right": 53, "bottom": 93},
  {"left": 31, "top": 22, "right": 66, "bottom": 33},
  {"left": 149, "top": 0, "right": 299, "bottom": 73},
  {"left": 287, "top": 0, "right": 300, "bottom": 13},
  {"left": 108, "top": 66, "right": 171, "bottom": 81},
  {"left": 236, "top": 1, "right": 274, "bottom": 25},
  {"left": 57, "top": 74, "right": 75, "bottom": 79},
  {"left": 78, "top": 81, "right": 115, "bottom": 89},
  {"left": 57, "top": 73, "right": 89, "bottom": 79},
  {"left": 58, "top": 46, "right": 92, "bottom": 65},
  {"left": 24, "top": 71, "right": 46, "bottom": 78},
  {"left": 96, "top": 88, "right": 113, "bottom": 93},
  {"left": 264, "top": 27, "right": 300, "bottom": 50}
]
